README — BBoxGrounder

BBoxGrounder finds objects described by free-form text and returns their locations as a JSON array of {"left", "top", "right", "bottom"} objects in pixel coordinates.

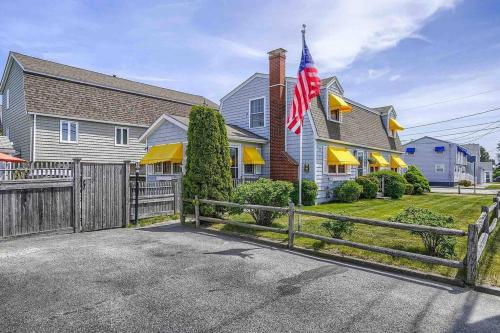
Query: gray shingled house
[
  {"left": 0, "top": 52, "right": 217, "bottom": 163},
  {"left": 138, "top": 48, "right": 408, "bottom": 203}
]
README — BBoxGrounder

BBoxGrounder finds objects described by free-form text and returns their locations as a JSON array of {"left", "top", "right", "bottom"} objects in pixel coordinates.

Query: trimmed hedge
[
  {"left": 291, "top": 179, "right": 319, "bottom": 206},
  {"left": 371, "top": 170, "right": 406, "bottom": 199},
  {"left": 334, "top": 180, "right": 363, "bottom": 203},
  {"left": 355, "top": 176, "right": 378, "bottom": 199},
  {"left": 183, "top": 106, "right": 232, "bottom": 217},
  {"left": 404, "top": 166, "right": 430, "bottom": 194},
  {"left": 231, "top": 178, "right": 293, "bottom": 226},
  {"left": 458, "top": 179, "right": 472, "bottom": 187}
]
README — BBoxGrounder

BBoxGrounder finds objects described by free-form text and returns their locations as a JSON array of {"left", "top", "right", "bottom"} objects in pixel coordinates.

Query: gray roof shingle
[
  {"left": 309, "top": 97, "right": 402, "bottom": 151},
  {"left": 12, "top": 52, "right": 218, "bottom": 109}
]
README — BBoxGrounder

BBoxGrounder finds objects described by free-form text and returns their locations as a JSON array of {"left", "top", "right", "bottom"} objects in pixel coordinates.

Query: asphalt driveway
[{"left": 0, "top": 222, "right": 499, "bottom": 333}]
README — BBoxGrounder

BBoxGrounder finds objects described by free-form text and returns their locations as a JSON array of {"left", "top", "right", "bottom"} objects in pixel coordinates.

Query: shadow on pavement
[{"left": 138, "top": 222, "right": 468, "bottom": 295}]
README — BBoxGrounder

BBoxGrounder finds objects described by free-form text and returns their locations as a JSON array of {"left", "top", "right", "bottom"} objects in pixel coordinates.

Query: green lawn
[
  {"left": 485, "top": 183, "right": 500, "bottom": 189},
  {"left": 127, "top": 214, "right": 179, "bottom": 228},
  {"left": 209, "top": 193, "right": 499, "bottom": 285}
]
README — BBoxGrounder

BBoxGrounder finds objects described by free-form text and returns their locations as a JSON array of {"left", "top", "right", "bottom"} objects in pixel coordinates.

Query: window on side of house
[
  {"left": 328, "top": 164, "right": 347, "bottom": 174},
  {"left": 249, "top": 97, "right": 265, "bottom": 128},
  {"left": 435, "top": 164, "right": 445, "bottom": 173},
  {"left": 152, "top": 162, "right": 182, "bottom": 175},
  {"left": 60, "top": 120, "right": 78, "bottom": 143},
  {"left": 329, "top": 108, "right": 341, "bottom": 122},
  {"left": 115, "top": 127, "right": 129, "bottom": 146}
]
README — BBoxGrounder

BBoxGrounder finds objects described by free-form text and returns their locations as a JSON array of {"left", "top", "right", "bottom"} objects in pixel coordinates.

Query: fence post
[
  {"left": 494, "top": 196, "right": 500, "bottom": 220},
  {"left": 179, "top": 177, "right": 185, "bottom": 224},
  {"left": 481, "top": 206, "right": 490, "bottom": 234},
  {"left": 134, "top": 163, "right": 139, "bottom": 225},
  {"left": 194, "top": 195, "right": 200, "bottom": 228},
  {"left": 72, "top": 158, "right": 82, "bottom": 233},
  {"left": 458, "top": 185, "right": 461, "bottom": 195},
  {"left": 123, "top": 161, "right": 131, "bottom": 228},
  {"left": 465, "top": 223, "right": 479, "bottom": 285},
  {"left": 288, "top": 201, "right": 295, "bottom": 249}
]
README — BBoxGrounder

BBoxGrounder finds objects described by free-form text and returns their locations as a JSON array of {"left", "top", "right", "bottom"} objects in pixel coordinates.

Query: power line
[
  {"left": 403, "top": 120, "right": 500, "bottom": 136},
  {"left": 426, "top": 125, "right": 500, "bottom": 139},
  {"left": 405, "top": 107, "right": 500, "bottom": 129},
  {"left": 401, "top": 122, "right": 499, "bottom": 143},
  {"left": 399, "top": 88, "right": 500, "bottom": 111}
]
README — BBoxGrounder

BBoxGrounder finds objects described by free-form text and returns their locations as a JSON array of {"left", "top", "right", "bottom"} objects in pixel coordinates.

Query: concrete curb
[
  {"left": 183, "top": 222, "right": 467, "bottom": 288},
  {"left": 474, "top": 285, "right": 500, "bottom": 297}
]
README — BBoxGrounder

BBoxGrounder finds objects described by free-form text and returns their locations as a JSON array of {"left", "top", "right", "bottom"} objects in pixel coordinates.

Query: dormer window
[
  {"left": 330, "top": 109, "right": 341, "bottom": 121},
  {"left": 249, "top": 97, "right": 265, "bottom": 128},
  {"left": 388, "top": 117, "right": 404, "bottom": 137}
]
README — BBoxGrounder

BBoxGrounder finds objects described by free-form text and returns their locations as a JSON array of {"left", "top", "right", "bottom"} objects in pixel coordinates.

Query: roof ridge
[{"left": 10, "top": 51, "right": 215, "bottom": 106}]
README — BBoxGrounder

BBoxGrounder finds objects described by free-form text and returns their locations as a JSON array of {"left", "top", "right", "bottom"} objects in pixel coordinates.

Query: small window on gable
[
  {"left": 115, "top": 127, "right": 129, "bottom": 146},
  {"left": 60, "top": 120, "right": 78, "bottom": 143},
  {"left": 249, "top": 98, "right": 265, "bottom": 128},
  {"left": 329, "top": 108, "right": 341, "bottom": 122}
]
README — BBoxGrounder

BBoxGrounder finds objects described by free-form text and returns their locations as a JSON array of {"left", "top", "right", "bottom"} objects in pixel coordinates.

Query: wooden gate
[{"left": 80, "top": 163, "right": 130, "bottom": 232}]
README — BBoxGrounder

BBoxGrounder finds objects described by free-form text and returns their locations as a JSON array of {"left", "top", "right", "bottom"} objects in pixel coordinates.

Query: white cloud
[
  {"left": 368, "top": 68, "right": 391, "bottom": 80},
  {"left": 389, "top": 74, "right": 402, "bottom": 81}
]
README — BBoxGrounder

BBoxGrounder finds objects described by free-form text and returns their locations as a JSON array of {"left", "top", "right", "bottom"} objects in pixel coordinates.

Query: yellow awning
[
  {"left": 391, "top": 155, "right": 408, "bottom": 168},
  {"left": 370, "top": 152, "right": 389, "bottom": 167},
  {"left": 327, "top": 147, "right": 360, "bottom": 166},
  {"left": 389, "top": 118, "right": 404, "bottom": 131},
  {"left": 243, "top": 146, "right": 265, "bottom": 165},
  {"left": 140, "top": 143, "right": 183, "bottom": 165},
  {"left": 329, "top": 93, "right": 352, "bottom": 113}
]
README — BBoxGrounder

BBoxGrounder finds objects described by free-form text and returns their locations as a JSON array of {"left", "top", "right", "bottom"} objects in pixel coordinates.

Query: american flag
[{"left": 286, "top": 32, "right": 321, "bottom": 135}]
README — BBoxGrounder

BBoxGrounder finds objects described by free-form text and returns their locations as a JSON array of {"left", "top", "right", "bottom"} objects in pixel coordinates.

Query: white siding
[
  {"left": 147, "top": 121, "right": 187, "bottom": 147},
  {"left": 1, "top": 61, "right": 32, "bottom": 159},
  {"left": 35, "top": 115, "right": 147, "bottom": 162},
  {"left": 221, "top": 76, "right": 269, "bottom": 139}
]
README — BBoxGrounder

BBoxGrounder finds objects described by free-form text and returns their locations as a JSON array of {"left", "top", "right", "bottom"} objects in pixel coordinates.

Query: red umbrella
[{"left": 0, "top": 152, "right": 26, "bottom": 163}]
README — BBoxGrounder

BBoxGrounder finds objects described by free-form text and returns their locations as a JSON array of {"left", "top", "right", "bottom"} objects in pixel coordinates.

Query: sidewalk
[{"left": 430, "top": 186, "right": 498, "bottom": 195}]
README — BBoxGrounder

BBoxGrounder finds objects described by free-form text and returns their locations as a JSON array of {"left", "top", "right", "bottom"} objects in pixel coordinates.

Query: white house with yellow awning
[{"left": 138, "top": 114, "right": 268, "bottom": 182}]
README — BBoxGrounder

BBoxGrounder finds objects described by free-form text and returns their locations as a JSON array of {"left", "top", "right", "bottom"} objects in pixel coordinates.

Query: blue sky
[{"left": 1, "top": 0, "right": 499, "bottom": 158}]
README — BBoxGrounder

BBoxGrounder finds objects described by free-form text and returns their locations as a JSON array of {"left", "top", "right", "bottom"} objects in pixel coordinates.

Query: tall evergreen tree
[{"left": 183, "top": 105, "right": 232, "bottom": 216}]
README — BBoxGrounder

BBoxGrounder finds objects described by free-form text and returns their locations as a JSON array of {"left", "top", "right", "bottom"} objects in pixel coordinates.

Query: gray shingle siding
[
  {"left": 35, "top": 115, "right": 146, "bottom": 163},
  {"left": 1, "top": 61, "right": 32, "bottom": 159},
  {"left": 221, "top": 76, "right": 269, "bottom": 139}
]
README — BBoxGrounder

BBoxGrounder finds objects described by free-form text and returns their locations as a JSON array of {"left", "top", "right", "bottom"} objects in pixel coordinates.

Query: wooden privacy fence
[
  {"left": 0, "top": 161, "right": 73, "bottom": 180},
  {"left": 185, "top": 192, "right": 500, "bottom": 285},
  {"left": 130, "top": 180, "right": 180, "bottom": 220}
]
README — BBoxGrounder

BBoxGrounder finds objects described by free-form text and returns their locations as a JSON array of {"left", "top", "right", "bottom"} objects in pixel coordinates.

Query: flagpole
[{"left": 297, "top": 24, "right": 306, "bottom": 232}]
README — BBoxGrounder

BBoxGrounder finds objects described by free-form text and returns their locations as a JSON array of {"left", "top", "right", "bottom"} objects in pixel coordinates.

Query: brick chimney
[{"left": 268, "top": 48, "right": 298, "bottom": 181}]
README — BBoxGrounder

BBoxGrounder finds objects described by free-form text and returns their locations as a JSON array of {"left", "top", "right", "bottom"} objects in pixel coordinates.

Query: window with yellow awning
[
  {"left": 369, "top": 152, "right": 389, "bottom": 167},
  {"left": 329, "top": 94, "right": 352, "bottom": 113},
  {"left": 327, "top": 147, "right": 360, "bottom": 166},
  {"left": 389, "top": 118, "right": 404, "bottom": 131},
  {"left": 390, "top": 155, "right": 408, "bottom": 168},
  {"left": 140, "top": 143, "right": 183, "bottom": 165},
  {"left": 243, "top": 146, "right": 265, "bottom": 165}
]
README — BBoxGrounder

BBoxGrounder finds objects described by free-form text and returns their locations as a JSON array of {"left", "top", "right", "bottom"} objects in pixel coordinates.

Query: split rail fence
[{"left": 185, "top": 191, "right": 500, "bottom": 286}]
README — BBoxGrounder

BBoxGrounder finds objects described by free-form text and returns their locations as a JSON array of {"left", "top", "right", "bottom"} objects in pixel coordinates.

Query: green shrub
[
  {"left": 458, "top": 180, "right": 472, "bottom": 187},
  {"left": 183, "top": 106, "right": 232, "bottom": 217},
  {"left": 355, "top": 176, "right": 378, "bottom": 199},
  {"left": 231, "top": 178, "right": 293, "bottom": 226},
  {"left": 390, "top": 207, "right": 456, "bottom": 258},
  {"left": 334, "top": 180, "right": 363, "bottom": 203},
  {"left": 404, "top": 166, "right": 430, "bottom": 194},
  {"left": 322, "top": 215, "right": 355, "bottom": 239},
  {"left": 371, "top": 170, "right": 406, "bottom": 199},
  {"left": 405, "top": 183, "right": 414, "bottom": 195},
  {"left": 291, "top": 179, "right": 318, "bottom": 206}
]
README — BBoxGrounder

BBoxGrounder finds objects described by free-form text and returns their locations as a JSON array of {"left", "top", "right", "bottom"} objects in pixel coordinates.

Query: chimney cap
[{"left": 268, "top": 48, "right": 287, "bottom": 57}]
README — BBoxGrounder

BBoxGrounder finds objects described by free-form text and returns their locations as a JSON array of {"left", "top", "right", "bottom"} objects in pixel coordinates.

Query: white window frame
[
  {"left": 243, "top": 147, "right": 263, "bottom": 175},
  {"left": 435, "top": 164, "right": 445, "bottom": 173},
  {"left": 59, "top": 120, "right": 78, "bottom": 143},
  {"left": 328, "top": 108, "right": 342, "bottom": 123},
  {"left": 151, "top": 161, "right": 183, "bottom": 175},
  {"left": 248, "top": 97, "right": 266, "bottom": 129},
  {"left": 115, "top": 126, "right": 129, "bottom": 146},
  {"left": 5, "top": 89, "right": 10, "bottom": 109}
]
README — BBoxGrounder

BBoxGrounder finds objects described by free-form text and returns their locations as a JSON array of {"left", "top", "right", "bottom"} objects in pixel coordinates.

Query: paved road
[
  {"left": 430, "top": 186, "right": 498, "bottom": 195},
  {"left": 0, "top": 223, "right": 499, "bottom": 332}
]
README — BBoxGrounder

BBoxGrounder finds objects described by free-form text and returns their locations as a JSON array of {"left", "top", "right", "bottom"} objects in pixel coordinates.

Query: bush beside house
[
  {"left": 458, "top": 179, "right": 472, "bottom": 187},
  {"left": 231, "top": 178, "right": 293, "bottom": 226},
  {"left": 291, "top": 180, "right": 319, "bottom": 206},
  {"left": 404, "top": 166, "right": 430, "bottom": 194},
  {"left": 334, "top": 180, "right": 363, "bottom": 203},
  {"left": 370, "top": 170, "right": 406, "bottom": 199},
  {"left": 355, "top": 176, "right": 378, "bottom": 199},
  {"left": 183, "top": 106, "right": 232, "bottom": 217}
]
